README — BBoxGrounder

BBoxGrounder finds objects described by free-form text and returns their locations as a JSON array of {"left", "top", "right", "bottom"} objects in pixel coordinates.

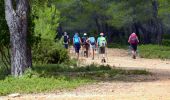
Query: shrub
[
  {"left": 32, "top": 39, "right": 69, "bottom": 64},
  {"left": 163, "top": 34, "right": 170, "bottom": 39},
  {"left": 162, "top": 39, "right": 170, "bottom": 46}
]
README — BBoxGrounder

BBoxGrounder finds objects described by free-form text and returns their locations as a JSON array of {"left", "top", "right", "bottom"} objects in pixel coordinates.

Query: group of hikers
[{"left": 63, "top": 32, "right": 139, "bottom": 63}]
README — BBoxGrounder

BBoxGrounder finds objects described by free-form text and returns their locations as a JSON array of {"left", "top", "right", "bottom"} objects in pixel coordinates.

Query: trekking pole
[
  {"left": 106, "top": 47, "right": 108, "bottom": 62},
  {"left": 137, "top": 47, "right": 140, "bottom": 57},
  {"left": 97, "top": 47, "right": 99, "bottom": 59},
  {"left": 81, "top": 45, "right": 83, "bottom": 57},
  {"left": 128, "top": 45, "right": 131, "bottom": 56}
]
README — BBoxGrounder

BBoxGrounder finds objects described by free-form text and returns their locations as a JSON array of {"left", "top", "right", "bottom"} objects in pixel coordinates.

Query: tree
[
  {"left": 43, "top": 0, "right": 170, "bottom": 44},
  {"left": 34, "top": 5, "right": 59, "bottom": 40},
  {"left": 0, "top": 0, "right": 10, "bottom": 72},
  {"left": 106, "top": 0, "right": 166, "bottom": 44},
  {"left": 4, "top": 0, "right": 32, "bottom": 76}
]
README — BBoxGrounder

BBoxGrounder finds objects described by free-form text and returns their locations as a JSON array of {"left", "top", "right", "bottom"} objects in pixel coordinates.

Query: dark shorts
[
  {"left": 130, "top": 44, "right": 137, "bottom": 51},
  {"left": 74, "top": 43, "right": 81, "bottom": 53},
  {"left": 99, "top": 47, "right": 105, "bottom": 54},
  {"left": 64, "top": 44, "right": 68, "bottom": 49}
]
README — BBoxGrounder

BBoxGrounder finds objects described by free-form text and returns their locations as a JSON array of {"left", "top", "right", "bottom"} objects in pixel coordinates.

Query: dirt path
[
  {"left": 2, "top": 48, "right": 170, "bottom": 100},
  {"left": 84, "top": 48, "right": 170, "bottom": 70}
]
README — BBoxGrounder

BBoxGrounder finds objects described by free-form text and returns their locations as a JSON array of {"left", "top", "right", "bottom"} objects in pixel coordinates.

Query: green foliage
[
  {"left": 55, "top": 0, "right": 112, "bottom": 32},
  {"left": 34, "top": 5, "right": 59, "bottom": 40},
  {"left": 106, "top": 0, "right": 152, "bottom": 29},
  {"left": 106, "top": 1, "right": 132, "bottom": 29},
  {"left": 0, "top": 64, "right": 150, "bottom": 95},
  {"left": 0, "top": 75, "right": 90, "bottom": 96},
  {"left": 162, "top": 34, "right": 170, "bottom": 46},
  {"left": 163, "top": 33, "right": 170, "bottom": 39},
  {"left": 32, "top": 39, "right": 69, "bottom": 64},
  {"left": 162, "top": 39, "right": 170, "bottom": 46},
  {"left": 0, "top": 1, "right": 9, "bottom": 46},
  {"left": 42, "top": 0, "right": 170, "bottom": 44},
  {"left": 139, "top": 45, "right": 170, "bottom": 59},
  {"left": 32, "top": 64, "right": 150, "bottom": 80},
  {"left": 31, "top": 2, "right": 68, "bottom": 64},
  {"left": 0, "top": 1, "right": 10, "bottom": 72},
  {"left": 158, "top": 0, "right": 170, "bottom": 29}
]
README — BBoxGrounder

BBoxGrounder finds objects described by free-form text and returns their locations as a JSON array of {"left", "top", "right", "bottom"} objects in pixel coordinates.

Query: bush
[
  {"left": 32, "top": 39, "right": 69, "bottom": 64},
  {"left": 163, "top": 34, "right": 170, "bottom": 39},
  {"left": 162, "top": 39, "right": 170, "bottom": 46}
]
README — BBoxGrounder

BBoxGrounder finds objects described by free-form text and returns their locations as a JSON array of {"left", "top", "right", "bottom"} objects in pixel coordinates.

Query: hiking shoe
[
  {"left": 101, "top": 59, "right": 104, "bottom": 63},
  {"left": 103, "top": 59, "right": 106, "bottom": 63},
  {"left": 133, "top": 55, "right": 136, "bottom": 59},
  {"left": 134, "top": 56, "right": 136, "bottom": 59}
]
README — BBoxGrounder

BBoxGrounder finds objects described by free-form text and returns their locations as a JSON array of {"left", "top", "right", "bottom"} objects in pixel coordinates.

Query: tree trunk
[
  {"left": 95, "top": 17, "right": 101, "bottom": 33},
  {"left": 5, "top": 0, "right": 31, "bottom": 76},
  {"left": 152, "top": 0, "right": 163, "bottom": 44},
  {"left": 138, "top": 24, "right": 151, "bottom": 44}
]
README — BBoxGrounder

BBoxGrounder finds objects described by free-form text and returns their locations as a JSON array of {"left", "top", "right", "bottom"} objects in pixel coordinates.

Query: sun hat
[
  {"left": 84, "top": 33, "right": 87, "bottom": 36},
  {"left": 100, "top": 32, "right": 104, "bottom": 36},
  {"left": 131, "top": 32, "right": 137, "bottom": 37}
]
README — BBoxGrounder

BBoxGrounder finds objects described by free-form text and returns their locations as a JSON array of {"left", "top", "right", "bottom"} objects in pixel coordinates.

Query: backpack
[
  {"left": 64, "top": 35, "right": 68, "bottom": 43},
  {"left": 90, "top": 37, "right": 95, "bottom": 45},
  {"left": 82, "top": 37, "right": 87, "bottom": 45},
  {"left": 99, "top": 37, "right": 106, "bottom": 47},
  {"left": 74, "top": 36, "right": 80, "bottom": 45},
  {"left": 130, "top": 35, "right": 138, "bottom": 44}
]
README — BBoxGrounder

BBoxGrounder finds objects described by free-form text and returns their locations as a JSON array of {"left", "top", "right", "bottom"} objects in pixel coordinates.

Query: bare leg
[
  {"left": 134, "top": 51, "right": 137, "bottom": 58},
  {"left": 77, "top": 53, "right": 79, "bottom": 60},
  {"left": 132, "top": 50, "right": 136, "bottom": 59},
  {"left": 86, "top": 46, "right": 88, "bottom": 58},
  {"left": 101, "top": 54, "right": 106, "bottom": 63},
  {"left": 92, "top": 49, "right": 94, "bottom": 60}
]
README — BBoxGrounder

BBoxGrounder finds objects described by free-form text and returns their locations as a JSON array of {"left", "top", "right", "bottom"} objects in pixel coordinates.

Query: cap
[
  {"left": 100, "top": 32, "right": 104, "bottom": 36},
  {"left": 84, "top": 33, "right": 87, "bottom": 36}
]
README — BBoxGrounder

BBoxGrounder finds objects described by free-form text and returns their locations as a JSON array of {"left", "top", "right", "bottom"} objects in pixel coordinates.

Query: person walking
[
  {"left": 97, "top": 33, "right": 107, "bottom": 63},
  {"left": 82, "top": 33, "right": 89, "bottom": 58},
  {"left": 73, "top": 33, "right": 82, "bottom": 60},
  {"left": 87, "top": 35, "right": 96, "bottom": 60},
  {"left": 63, "top": 32, "right": 70, "bottom": 49},
  {"left": 128, "top": 32, "right": 139, "bottom": 59}
]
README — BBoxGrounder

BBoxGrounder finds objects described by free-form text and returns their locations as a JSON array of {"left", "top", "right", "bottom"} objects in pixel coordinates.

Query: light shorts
[{"left": 90, "top": 44, "right": 96, "bottom": 50}]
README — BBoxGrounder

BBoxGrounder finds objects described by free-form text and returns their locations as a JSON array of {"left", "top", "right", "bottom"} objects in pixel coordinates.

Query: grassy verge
[
  {"left": 0, "top": 76, "right": 90, "bottom": 96},
  {"left": 0, "top": 64, "right": 150, "bottom": 96},
  {"left": 108, "top": 43, "right": 170, "bottom": 59},
  {"left": 139, "top": 44, "right": 170, "bottom": 59}
]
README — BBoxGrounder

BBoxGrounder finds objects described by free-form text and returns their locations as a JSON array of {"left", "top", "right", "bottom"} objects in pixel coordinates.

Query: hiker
[
  {"left": 63, "top": 32, "right": 70, "bottom": 49},
  {"left": 97, "top": 33, "right": 107, "bottom": 63},
  {"left": 128, "top": 32, "right": 139, "bottom": 59},
  {"left": 82, "top": 33, "right": 89, "bottom": 58},
  {"left": 73, "top": 33, "right": 82, "bottom": 60},
  {"left": 87, "top": 35, "right": 96, "bottom": 60}
]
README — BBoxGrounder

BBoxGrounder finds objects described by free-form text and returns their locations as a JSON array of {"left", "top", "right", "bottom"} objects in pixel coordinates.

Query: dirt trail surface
[{"left": 1, "top": 48, "right": 170, "bottom": 100}]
